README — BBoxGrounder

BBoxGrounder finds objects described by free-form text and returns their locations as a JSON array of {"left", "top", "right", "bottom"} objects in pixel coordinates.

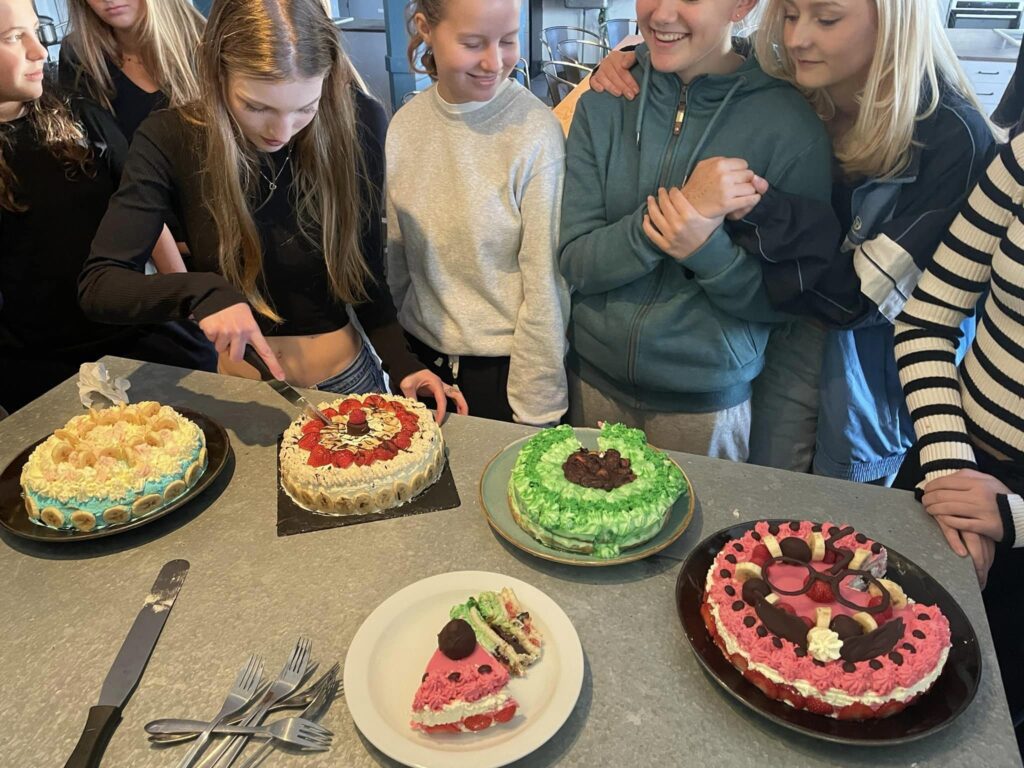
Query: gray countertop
[
  {"left": 1, "top": 357, "right": 1019, "bottom": 767},
  {"left": 946, "top": 28, "right": 1021, "bottom": 62}
]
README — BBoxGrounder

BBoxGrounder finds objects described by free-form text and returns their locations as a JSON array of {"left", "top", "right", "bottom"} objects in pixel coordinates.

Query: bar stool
[
  {"left": 541, "top": 25, "right": 601, "bottom": 61},
  {"left": 600, "top": 18, "right": 638, "bottom": 49},
  {"left": 541, "top": 60, "right": 592, "bottom": 106}
]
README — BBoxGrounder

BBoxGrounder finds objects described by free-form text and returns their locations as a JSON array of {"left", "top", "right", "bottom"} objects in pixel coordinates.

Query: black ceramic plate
[
  {"left": 675, "top": 520, "right": 982, "bottom": 745},
  {"left": 0, "top": 407, "right": 230, "bottom": 542}
]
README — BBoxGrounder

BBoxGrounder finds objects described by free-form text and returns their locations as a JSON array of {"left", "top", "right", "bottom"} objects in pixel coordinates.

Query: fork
[
  {"left": 147, "top": 662, "right": 329, "bottom": 745},
  {"left": 198, "top": 638, "right": 312, "bottom": 768},
  {"left": 236, "top": 665, "right": 341, "bottom": 768},
  {"left": 173, "top": 654, "right": 264, "bottom": 768},
  {"left": 151, "top": 717, "right": 332, "bottom": 750}
]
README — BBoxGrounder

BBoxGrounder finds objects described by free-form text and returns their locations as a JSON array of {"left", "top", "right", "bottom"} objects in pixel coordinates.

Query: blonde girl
[
  {"left": 79, "top": 0, "right": 461, "bottom": 418},
  {"left": 386, "top": 0, "right": 569, "bottom": 424}
]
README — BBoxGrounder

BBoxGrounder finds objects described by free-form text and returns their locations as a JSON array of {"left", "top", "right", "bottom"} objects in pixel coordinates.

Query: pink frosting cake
[
  {"left": 701, "top": 521, "right": 952, "bottom": 719},
  {"left": 411, "top": 621, "right": 518, "bottom": 733}
]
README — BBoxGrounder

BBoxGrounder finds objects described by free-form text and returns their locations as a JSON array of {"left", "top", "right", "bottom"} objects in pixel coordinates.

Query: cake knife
[
  {"left": 64, "top": 559, "right": 190, "bottom": 768},
  {"left": 243, "top": 346, "right": 331, "bottom": 424}
]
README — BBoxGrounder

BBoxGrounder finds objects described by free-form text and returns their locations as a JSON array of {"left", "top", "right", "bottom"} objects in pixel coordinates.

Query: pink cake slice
[{"left": 411, "top": 634, "right": 518, "bottom": 733}]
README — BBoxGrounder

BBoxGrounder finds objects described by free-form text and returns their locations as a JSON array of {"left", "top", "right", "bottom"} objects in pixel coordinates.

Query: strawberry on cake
[
  {"left": 411, "top": 618, "right": 518, "bottom": 733},
  {"left": 279, "top": 394, "right": 444, "bottom": 516},
  {"left": 701, "top": 521, "right": 952, "bottom": 720}
]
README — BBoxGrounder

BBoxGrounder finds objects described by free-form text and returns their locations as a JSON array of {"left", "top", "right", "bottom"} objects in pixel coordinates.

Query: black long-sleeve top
[
  {"left": 58, "top": 44, "right": 165, "bottom": 141},
  {"left": 78, "top": 90, "right": 421, "bottom": 387}
]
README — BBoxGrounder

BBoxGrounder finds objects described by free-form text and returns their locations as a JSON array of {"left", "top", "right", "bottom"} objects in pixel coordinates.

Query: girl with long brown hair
[
  {"left": 79, "top": 0, "right": 463, "bottom": 418},
  {"left": 0, "top": 0, "right": 213, "bottom": 412}
]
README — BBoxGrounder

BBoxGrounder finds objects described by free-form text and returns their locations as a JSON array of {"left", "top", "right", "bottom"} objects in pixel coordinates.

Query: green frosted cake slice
[
  {"left": 507, "top": 423, "right": 686, "bottom": 558},
  {"left": 450, "top": 587, "right": 543, "bottom": 675}
]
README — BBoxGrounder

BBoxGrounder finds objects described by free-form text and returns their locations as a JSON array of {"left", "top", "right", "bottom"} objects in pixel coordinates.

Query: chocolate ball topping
[
  {"left": 438, "top": 618, "right": 477, "bottom": 660},
  {"left": 780, "top": 537, "right": 812, "bottom": 563},
  {"left": 562, "top": 448, "right": 636, "bottom": 490},
  {"left": 742, "top": 578, "right": 772, "bottom": 607}
]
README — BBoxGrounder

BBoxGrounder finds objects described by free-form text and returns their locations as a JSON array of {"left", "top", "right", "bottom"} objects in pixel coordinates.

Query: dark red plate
[{"left": 675, "top": 520, "right": 982, "bottom": 744}]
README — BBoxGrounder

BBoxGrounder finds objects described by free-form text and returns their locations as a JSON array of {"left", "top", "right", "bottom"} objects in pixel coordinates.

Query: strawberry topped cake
[
  {"left": 701, "top": 521, "right": 952, "bottom": 720},
  {"left": 411, "top": 618, "right": 519, "bottom": 733},
  {"left": 279, "top": 394, "right": 444, "bottom": 516}
]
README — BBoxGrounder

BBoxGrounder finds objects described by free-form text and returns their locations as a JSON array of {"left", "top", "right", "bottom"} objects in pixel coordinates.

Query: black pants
[
  {"left": 896, "top": 445, "right": 1024, "bottom": 742},
  {"left": 404, "top": 332, "right": 514, "bottom": 423}
]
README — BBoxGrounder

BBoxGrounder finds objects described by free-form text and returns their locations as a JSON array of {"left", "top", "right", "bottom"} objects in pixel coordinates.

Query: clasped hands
[
  {"left": 922, "top": 469, "right": 1013, "bottom": 589},
  {"left": 642, "top": 157, "right": 768, "bottom": 262}
]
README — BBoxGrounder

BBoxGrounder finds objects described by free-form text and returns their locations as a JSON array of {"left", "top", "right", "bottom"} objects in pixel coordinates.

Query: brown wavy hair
[
  {"left": 63, "top": 0, "right": 204, "bottom": 112},
  {"left": 188, "top": 0, "right": 371, "bottom": 321},
  {"left": 0, "top": 90, "right": 93, "bottom": 212},
  {"left": 406, "top": 0, "right": 444, "bottom": 78}
]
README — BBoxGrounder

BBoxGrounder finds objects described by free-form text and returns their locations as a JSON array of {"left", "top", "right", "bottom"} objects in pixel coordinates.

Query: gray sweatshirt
[{"left": 386, "top": 80, "right": 569, "bottom": 425}]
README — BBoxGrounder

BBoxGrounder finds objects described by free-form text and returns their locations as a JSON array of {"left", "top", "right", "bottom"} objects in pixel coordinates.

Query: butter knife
[{"left": 64, "top": 559, "right": 190, "bottom": 768}]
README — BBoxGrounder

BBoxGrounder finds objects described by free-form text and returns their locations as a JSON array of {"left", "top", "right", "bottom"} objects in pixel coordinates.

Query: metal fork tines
[
  {"left": 151, "top": 717, "right": 331, "bottom": 750},
  {"left": 173, "top": 654, "right": 264, "bottom": 768},
  {"left": 236, "top": 664, "right": 342, "bottom": 768},
  {"left": 197, "top": 637, "right": 312, "bottom": 768},
  {"left": 146, "top": 662, "right": 334, "bottom": 745}
]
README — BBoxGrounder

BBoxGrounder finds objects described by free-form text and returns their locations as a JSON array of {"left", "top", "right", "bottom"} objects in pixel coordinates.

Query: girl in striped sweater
[{"left": 895, "top": 133, "right": 1024, "bottom": 738}]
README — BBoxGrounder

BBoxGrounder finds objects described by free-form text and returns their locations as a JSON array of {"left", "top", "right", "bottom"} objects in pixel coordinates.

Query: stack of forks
[{"left": 145, "top": 637, "right": 343, "bottom": 768}]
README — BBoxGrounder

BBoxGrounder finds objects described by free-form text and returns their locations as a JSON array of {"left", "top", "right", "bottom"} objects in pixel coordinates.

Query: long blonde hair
[
  {"left": 191, "top": 0, "right": 371, "bottom": 321},
  {"left": 64, "top": 0, "right": 204, "bottom": 111},
  {"left": 755, "top": 0, "right": 995, "bottom": 180}
]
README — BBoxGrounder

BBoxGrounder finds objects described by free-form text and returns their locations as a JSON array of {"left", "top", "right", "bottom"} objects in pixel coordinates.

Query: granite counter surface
[{"left": 0, "top": 358, "right": 1018, "bottom": 767}]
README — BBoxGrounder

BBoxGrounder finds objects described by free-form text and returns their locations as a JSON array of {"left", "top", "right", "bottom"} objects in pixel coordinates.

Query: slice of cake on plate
[
  {"left": 411, "top": 618, "right": 518, "bottom": 733},
  {"left": 450, "top": 588, "right": 543, "bottom": 675}
]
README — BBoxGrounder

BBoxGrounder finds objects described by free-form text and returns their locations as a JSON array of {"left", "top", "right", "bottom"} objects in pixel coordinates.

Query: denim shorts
[{"left": 315, "top": 343, "right": 387, "bottom": 394}]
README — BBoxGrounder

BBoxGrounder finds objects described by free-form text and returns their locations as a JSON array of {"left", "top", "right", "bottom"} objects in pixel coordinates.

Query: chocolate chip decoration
[
  {"left": 751, "top": 532, "right": 762, "bottom": 541},
  {"left": 724, "top": 585, "right": 736, "bottom": 597},
  {"left": 479, "top": 664, "right": 492, "bottom": 674},
  {"left": 422, "top": 672, "right": 428, "bottom": 682},
  {"left": 772, "top": 637, "right": 783, "bottom": 649},
  {"left": 795, "top": 647, "right": 807, "bottom": 657},
  {"left": 743, "top": 616, "right": 756, "bottom": 628},
  {"left": 889, "top": 651, "right": 904, "bottom": 666},
  {"left": 447, "top": 672, "right": 461, "bottom": 682},
  {"left": 871, "top": 542, "right": 882, "bottom": 554},
  {"left": 562, "top": 448, "right": 636, "bottom": 490},
  {"left": 768, "top": 524, "right": 780, "bottom": 535},
  {"left": 757, "top": 626, "right": 768, "bottom": 638},
  {"left": 869, "top": 660, "right": 883, "bottom": 670},
  {"left": 720, "top": 569, "right": 732, "bottom": 579},
  {"left": 912, "top": 629, "right": 926, "bottom": 640},
  {"left": 918, "top": 613, "right": 931, "bottom": 621},
  {"left": 733, "top": 543, "right": 744, "bottom": 552},
  {"left": 843, "top": 662, "right": 857, "bottom": 673},
  {"left": 438, "top": 618, "right": 477, "bottom": 660},
  {"left": 789, "top": 521, "right": 801, "bottom": 531},
  {"left": 855, "top": 533, "right": 867, "bottom": 544},
  {"left": 732, "top": 600, "right": 745, "bottom": 611},
  {"left": 901, "top": 643, "right": 916, "bottom": 654},
  {"left": 725, "top": 554, "right": 737, "bottom": 564}
]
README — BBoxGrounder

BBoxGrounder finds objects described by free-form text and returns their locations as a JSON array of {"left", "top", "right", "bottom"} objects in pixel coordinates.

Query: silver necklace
[{"left": 256, "top": 146, "right": 292, "bottom": 208}]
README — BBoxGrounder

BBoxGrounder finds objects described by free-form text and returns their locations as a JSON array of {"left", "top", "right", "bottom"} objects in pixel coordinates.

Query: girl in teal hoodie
[{"left": 559, "top": 0, "right": 831, "bottom": 458}]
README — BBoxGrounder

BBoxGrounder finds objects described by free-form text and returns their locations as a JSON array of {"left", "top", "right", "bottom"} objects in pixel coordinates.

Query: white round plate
[{"left": 344, "top": 570, "right": 584, "bottom": 768}]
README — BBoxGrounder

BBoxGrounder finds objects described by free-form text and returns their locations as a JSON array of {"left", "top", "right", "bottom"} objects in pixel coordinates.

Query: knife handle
[
  {"left": 242, "top": 345, "right": 274, "bottom": 382},
  {"left": 64, "top": 705, "right": 121, "bottom": 768}
]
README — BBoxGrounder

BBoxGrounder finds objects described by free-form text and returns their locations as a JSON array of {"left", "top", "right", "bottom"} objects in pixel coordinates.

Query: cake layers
[
  {"left": 280, "top": 394, "right": 445, "bottom": 516},
  {"left": 702, "top": 521, "right": 951, "bottom": 719},
  {"left": 20, "top": 402, "right": 207, "bottom": 532},
  {"left": 410, "top": 643, "right": 516, "bottom": 732},
  {"left": 508, "top": 423, "right": 686, "bottom": 558}
]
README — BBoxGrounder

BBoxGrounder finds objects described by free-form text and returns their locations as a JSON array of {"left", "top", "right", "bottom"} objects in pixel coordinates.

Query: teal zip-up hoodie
[{"left": 559, "top": 43, "right": 832, "bottom": 413}]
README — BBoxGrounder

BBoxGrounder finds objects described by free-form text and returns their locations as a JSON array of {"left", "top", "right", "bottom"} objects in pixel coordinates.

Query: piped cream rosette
[{"left": 20, "top": 402, "right": 207, "bottom": 532}]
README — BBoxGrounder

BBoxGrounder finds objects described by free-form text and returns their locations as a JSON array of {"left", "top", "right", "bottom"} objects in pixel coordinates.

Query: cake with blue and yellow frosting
[
  {"left": 20, "top": 401, "right": 207, "bottom": 532},
  {"left": 507, "top": 423, "right": 686, "bottom": 558}
]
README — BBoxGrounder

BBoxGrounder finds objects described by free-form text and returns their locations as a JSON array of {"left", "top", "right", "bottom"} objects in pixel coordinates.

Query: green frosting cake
[{"left": 508, "top": 423, "right": 686, "bottom": 558}]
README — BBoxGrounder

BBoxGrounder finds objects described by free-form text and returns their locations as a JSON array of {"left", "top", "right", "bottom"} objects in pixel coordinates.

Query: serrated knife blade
[{"left": 64, "top": 559, "right": 189, "bottom": 768}]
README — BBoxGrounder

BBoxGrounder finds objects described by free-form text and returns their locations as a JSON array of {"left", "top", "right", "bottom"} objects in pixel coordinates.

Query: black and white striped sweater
[{"left": 895, "top": 135, "right": 1024, "bottom": 547}]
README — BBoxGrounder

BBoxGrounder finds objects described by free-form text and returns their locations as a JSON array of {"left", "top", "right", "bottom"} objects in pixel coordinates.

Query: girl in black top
[
  {"left": 79, "top": 0, "right": 465, "bottom": 419},
  {"left": 58, "top": 0, "right": 203, "bottom": 141},
  {"left": 0, "top": 0, "right": 214, "bottom": 412}
]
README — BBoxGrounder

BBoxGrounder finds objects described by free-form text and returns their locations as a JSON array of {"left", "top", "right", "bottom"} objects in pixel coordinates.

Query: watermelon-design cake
[{"left": 508, "top": 423, "right": 686, "bottom": 558}]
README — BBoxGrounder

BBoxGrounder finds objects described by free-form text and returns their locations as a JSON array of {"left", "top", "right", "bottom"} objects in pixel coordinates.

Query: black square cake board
[{"left": 276, "top": 437, "right": 461, "bottom": 536}]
